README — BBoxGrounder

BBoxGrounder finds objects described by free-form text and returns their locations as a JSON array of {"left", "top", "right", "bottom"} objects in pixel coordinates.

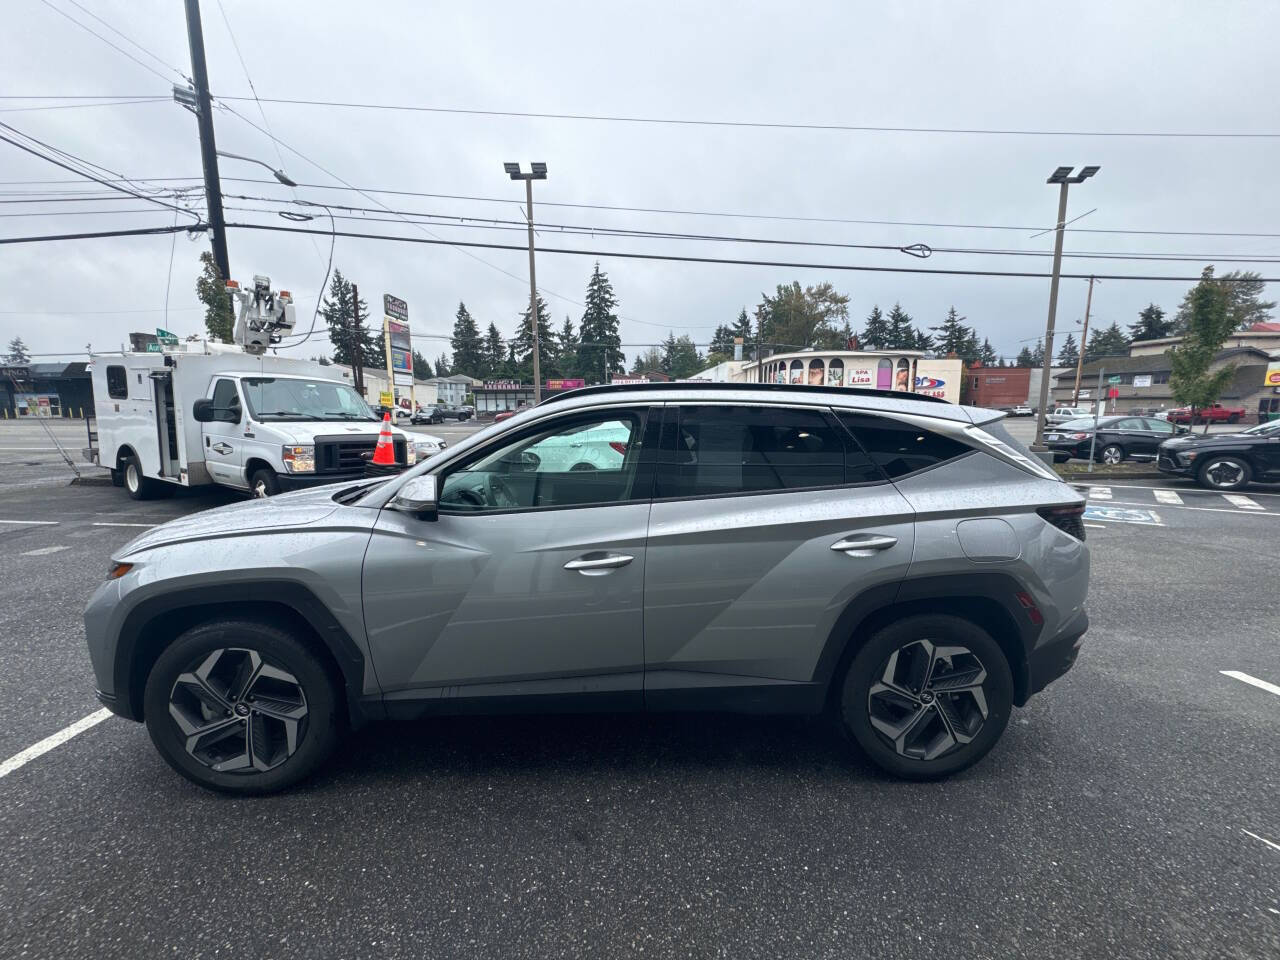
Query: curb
[{"left": 1053, "top": 469, "right": 1166, "bottom": 481}]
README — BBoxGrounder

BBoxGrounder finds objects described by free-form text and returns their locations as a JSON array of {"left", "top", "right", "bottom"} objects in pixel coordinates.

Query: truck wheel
[
  {"left": 1227, "top": 414, "right": 1240, "bottom": 424},
  {"left": 249, "top": 467, "right": 281, "bottom": 498},
  {"left": 121, "top": 453, "right": 160, "bottom": 501}
]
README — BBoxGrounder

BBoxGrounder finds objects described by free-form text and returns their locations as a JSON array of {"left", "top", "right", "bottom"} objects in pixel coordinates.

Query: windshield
[
  {"left": 1242, "top": 419, "right": 1280, "bottom": 436},
  {"left": 240, "top": 377, "right": 376, "bottom": 422}
]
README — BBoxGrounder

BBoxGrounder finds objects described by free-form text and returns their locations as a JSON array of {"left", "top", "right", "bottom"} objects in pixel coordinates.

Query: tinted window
[
  {"left": 657, "top": 406, "right": 847, "bottom": 498},
  {"left": 837, "top": 412, "right": 972, "bottom": 479},
  {"left": 1144, "top": 418, "right": 1175, "bottom": 433},
  {"left": 440, "top": 410, "right": 646, "bottom": 511},
  {"left": 106, "top": 365, "right": 127, "bottom": 400},
  {"left": 211, "top": 379, "right": 241, "bottom": 421},
  {"left": 1114, "top": 418, "right": 1145, "bottom": 431}
]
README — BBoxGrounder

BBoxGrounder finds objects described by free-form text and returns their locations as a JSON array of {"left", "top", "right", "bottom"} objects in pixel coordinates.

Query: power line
[
  {"left": 214, "top": 95, "right": 1280, "bottom": 140},
  {"left": 0, "top": 98, "right": 170, "bottom": 114},
  {"left": 36, "top": 0, "right": 181, "bottom": 85},
  {"left": 0, "top": 224, "right": 205, "bottom": 245},
  {"left": 60, "top": 0, "right": 188, "bottom": 78},
  {"left": 225, "top": 220, "right": 1280, "bottom": 282}
]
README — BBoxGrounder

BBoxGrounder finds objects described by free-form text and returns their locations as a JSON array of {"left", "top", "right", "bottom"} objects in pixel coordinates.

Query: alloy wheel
[
  {"left": 867, "top": 639, "right": 989, "bottom": 761},
  {"left": 1203, "top": 459, "right": 1245, "bottom": 488},
  {"left": 1101, "top": 445, "right": 1123, "bottom": 465},
  {"left": 168, "top": 647, "right": 308, "bottom": 774}
]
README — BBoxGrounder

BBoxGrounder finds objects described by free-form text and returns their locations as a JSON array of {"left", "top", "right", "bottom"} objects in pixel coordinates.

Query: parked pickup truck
[{"left": 1166, "top": 403, "right": 1246, "bottom": 425}]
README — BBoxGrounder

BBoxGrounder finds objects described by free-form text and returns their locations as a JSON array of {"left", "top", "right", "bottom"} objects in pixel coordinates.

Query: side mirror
[
  {"left": 192, "top": 398, "right": 215, "bottom": 422},
  {"left": 390, "top": 474, "right": 438, "bottom": 521}
]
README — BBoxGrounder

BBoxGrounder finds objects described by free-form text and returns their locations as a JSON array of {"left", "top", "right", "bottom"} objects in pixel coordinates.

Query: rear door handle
[
  {"left": 564, "top": 553, "right": 634, "bottom": 574},
  {"left": 830, "top": 534, "right": 898, "bottom": 557}
]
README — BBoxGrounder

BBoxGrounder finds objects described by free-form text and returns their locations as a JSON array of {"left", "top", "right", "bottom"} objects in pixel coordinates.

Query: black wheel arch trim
[
  {"left": 112, "top": 580, "right": 377, "bottom": 727},
  {"left": 813, "top": 572, "right": 1043, "bottom": 709}
]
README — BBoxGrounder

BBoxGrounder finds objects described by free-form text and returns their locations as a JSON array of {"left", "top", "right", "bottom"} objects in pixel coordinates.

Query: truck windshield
[{"left": 240, "top": 377, "right": 376, "bottom": 422}]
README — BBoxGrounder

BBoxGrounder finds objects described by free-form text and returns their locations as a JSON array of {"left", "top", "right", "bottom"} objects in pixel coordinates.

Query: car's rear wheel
[
  {"left": 1197, "top": 455, "right": 1251, "bottom": 491},
  {"left": 840, "top": 615, "right": 1013, "bottom": 780},
  {"left": 1099, "top": 443, "right": 1125, "bottom": 465},
  {"left": 143, "top": 619, "right": 340, "bottom": 795},
  {"left": 121, "top": 452, "right": 170, "bottom": 500}
]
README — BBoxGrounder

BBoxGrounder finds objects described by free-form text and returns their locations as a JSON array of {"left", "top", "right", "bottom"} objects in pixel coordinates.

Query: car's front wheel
[
  {"left": 1197, "top": 455, "right": 1251, "bottom": 491},
  {"left": 143, "top": 619, "right": 340, "bottom": 794},
  {"left": 249, "top": 467, "right": 281, "bottom": 498},
  {"left": 840, "top": 615, "right": 1013, "bottom": 780}
]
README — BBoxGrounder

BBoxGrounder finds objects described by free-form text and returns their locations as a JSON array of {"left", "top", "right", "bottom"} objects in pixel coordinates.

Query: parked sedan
[
  {"left": 1158, "top": 418, "right": 1280, "bottom": 490},
  {"left": 1044, "top": 415, "right": 1183, "bottom": 464},
  {"left": 412, "top": 405, "right": 444, "bottom": 425}
]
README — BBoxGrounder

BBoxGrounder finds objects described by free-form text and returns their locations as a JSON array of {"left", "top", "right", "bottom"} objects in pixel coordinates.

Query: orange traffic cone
[{"left": 372, "top": 412, "right": 396, "bottom": 465}]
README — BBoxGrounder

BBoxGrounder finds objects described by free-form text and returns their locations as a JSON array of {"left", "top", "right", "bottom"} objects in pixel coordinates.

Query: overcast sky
[{"left": 3, "top": 0, "right": 1278, "bottom": 368}]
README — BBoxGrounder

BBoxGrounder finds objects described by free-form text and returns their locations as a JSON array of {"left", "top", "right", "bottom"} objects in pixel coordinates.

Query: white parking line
[
  {"left": 1102, "top": 483, "right": 1280, "bottom": 499},
  {"left": 1242, "top": 830, "right": 1280, "bottom": 854},
  {"left": 0, "top": 709, "right": 112, "bottom": 779},
  {"left": 91, "top": 522, "right": 153, "bottom": 528},
  {"left": 1221, "top": 670, "right": 1280, "bottom": 697},
  {"left": 1153, "top": 489, "right": 1183, "bottom": 505},
  {"left": 1088, "top": 487, "right": 1112, "bottom": 500},
  {"left": 1084, "top": 523, "right": 1106, "bottom": 529},
  {"left": 1107, "top": 499, "right": 1280, "bottom": 518},
  {"left": 1223, "top": 494, "right": 1264, "bottom": 510},
  {"left": 20, "top": 545, "right": 69, "bottom": 556},
  {"left": 0, "top": 519, "right": 58, "bottom": 525}
]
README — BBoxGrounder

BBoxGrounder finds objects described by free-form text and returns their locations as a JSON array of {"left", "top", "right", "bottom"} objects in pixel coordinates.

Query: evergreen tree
[
  {"left": 631, "top": 346, "right": 663, "bottom": 375},
  {"left": 313, "top": 355, "right": 331, "bottom": 366},
  {"left": 1129, "top": 303, "right": 1171, "bottom": 342},
  {"left": 732, "top": 307, "right": 754, "bottom": 342},
  {"left": 1084, "top": 321, "right": 1130, "bottom": 361},
  {"left": 321, "top": 269, "right": 381, "bottom": 370},
  {"left": 411, "top": 350, "right": 431, "bottom": 380},
  {"left": 886, "top": 303, "right": 914, "bottom": 349},
  {"left": 195, "top": 251, "right": 234, "bottom": 342},
  {"left": 958, "top": 327, "right": 983, "bottom": 365},
  {"left": 557, "top": 315, "right": 580, "bottom": 378},
  {"left": 860, "top": 305, "right": 891, "bottom": 349},
  {"left": 1174, "top": 270, "right": 1274, "bottom": 333},
  {"left": 910, "top": 327, "right": 935, "bottom": 353},
  {"left": 660, "top": 333, "right": 704, "bottom": 379},
  {"left": 930, "top": 306, "right": 969, "bottom": 356},
  {"left": 483, "top": 323, "right": 505, "bottom": 379},
  {"left": 449, "top": 302, "right": 485, "bottom": 377},
  {"left": 1029, "top": 341, "right": 1045, "bottom": 367},
  {"left": 434, "top": 354, "right": 451, "bottom": 378},
  {"left": 1015, "top": 346, "right": 1034, "bottom": 367},
  {"left": 1056, "top": 332, "right": 1079, "bottom": 366},
  {"left": 708, "top": 323, "right": 738, "bottom": 360},
  {"left": 5, "top": 336, "right": 30, "bottom": 363},
  {"left": 1170, "top": 267, "right": 1239, "bottom": 430},
  {"left": 579, "top": 263, "right": 624, "bottom": 381},
  {"left": 512, "top": 294, "right": 554, "bottom": 381},
  {"left": 980, "top": 337, "right": 999, "bottom": 366}
]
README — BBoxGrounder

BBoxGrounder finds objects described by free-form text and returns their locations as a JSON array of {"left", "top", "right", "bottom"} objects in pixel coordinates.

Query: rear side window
[
  {"left": 106, "top": 365, "right": 127, "bottom": 399},
  {"left": 657, "top": 405, "right": 847, "bottom": 498},
  {"left": 837, "top": 412, "right": 972, "bottom": 479}
]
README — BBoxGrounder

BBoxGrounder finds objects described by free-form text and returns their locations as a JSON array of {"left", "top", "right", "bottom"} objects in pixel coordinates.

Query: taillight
[
  {"left": 1037, "top": 503, "right": 1086, "bottom": 541},
  {"left": 1015, "top": 591, "right": 1045, "bottom": 625},
  {"left": 609, "top": 441, "right": 628, "bottom": 455},
  {"left": 1070, "top": 432, "right": 1090, "bottom": 440}
]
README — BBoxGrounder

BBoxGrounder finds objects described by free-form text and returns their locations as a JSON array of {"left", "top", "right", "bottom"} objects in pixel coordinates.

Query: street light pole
[
  {"left": 1071, "top": 276, "right": 1097, "bottom": 406},
  {"left": 1033, "top": 165, "right": 1099, "bottom": 449},
  {"left": 505, "top": 162, "right": 548, "bottom": 403}
]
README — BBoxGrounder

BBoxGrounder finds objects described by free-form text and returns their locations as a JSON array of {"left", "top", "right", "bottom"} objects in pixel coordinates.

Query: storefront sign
[
  {"left": 1132, "top": 375, "right": 1153, "bottom": 388},
  {"left": 383, "top": 294, "right": 408, "bottom": 322},
  {"left": 846, "top": 366, "right": 875, "bottom": 386},
  {"left": 379, "top": 391, "right": 394, "bottom": 407},
  {"left": 610, "top": 377, "right": 648, "bottom": 385},
  {"left": 0, "top": 365, "right": 30, "bottom": 380},
  {"left": 483, "top": 380, "right": 524, "bottom": 389},
  {"left": 546, "top": 378, "right": 586, "bottom": 390},
  {"left": 1265, "top": 362, "right": 1280, "bottom": 387},
  {"left": 913, "top": 358, "right": 963, "bottom": 404},
  {"left": 390, "top": 347, "right": 412, "bottom": 373}
]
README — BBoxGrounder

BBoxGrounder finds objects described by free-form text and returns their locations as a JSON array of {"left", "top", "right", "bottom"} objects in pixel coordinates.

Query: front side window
[
  {"left": 241, "top": 377, "right": 375, "bottom": 422},
  {"left": 106, "top": 365, "right": 127, "bottom": 399},
  {"left": 440, "top": 410, "right": 646, "bottom": 512},
  {"left": 657, "top": 406, "right": 848, "bottom": 498},
  {"left": 837, "top": 412, "right": 972, "bottom": 479},
  {"left": 211, "top": 378, "right": 241, "bottom": 422}
]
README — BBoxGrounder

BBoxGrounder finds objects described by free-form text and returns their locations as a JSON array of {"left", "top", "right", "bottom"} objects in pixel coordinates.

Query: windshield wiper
[
  {"left": 325, "top": 412, "right": 377, "bottom": 421},
  {"left": 259, "top": 410, "right": 324, "bottom": 421}
]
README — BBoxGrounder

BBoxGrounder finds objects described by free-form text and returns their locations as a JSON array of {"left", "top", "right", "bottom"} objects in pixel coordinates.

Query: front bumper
[
  {"left": 277, "top": 470, "right": 365, "bottom": 491},
  {"left": 1027, "top": 607, "right": 1088, "bottom": 697},
  {"left": 1157, "top": 452, "right": 1194, "bottom": 476}
]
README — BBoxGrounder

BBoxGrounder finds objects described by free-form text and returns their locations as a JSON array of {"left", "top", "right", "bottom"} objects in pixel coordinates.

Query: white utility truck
[{"left": 85, "top": 275, "right": 445, "bottom": 499}]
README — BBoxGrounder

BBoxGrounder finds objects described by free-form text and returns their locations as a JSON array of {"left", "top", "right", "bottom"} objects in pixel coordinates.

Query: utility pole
[
  {"left": 1071, "top": 276, "right": 1097, "bottom": 406},
  {"left": 181, "top": 0, "right": 230, "bottom": 285},
  {"left": 1033, "top": 165, "right": 1099, "bottom": 449},
  {"left": 505, "top": 163, "right": 548, "bottom": 403},
  {"left": 350, "top": 282, "right": 364, "bottom": 396}
]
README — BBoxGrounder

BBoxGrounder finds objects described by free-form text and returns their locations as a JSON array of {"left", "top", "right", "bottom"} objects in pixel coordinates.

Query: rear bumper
[{"left": 1027, "top": 608, "right": 1088, "bottom": 698}]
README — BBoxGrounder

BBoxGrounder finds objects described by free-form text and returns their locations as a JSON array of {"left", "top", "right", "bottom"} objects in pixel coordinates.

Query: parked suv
[{"left": 85, "top": 383, "right": 1090, "bottom": 794}]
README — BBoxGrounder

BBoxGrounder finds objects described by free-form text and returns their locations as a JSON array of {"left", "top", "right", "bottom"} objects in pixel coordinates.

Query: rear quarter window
[
  {"left": 836, "top": 412, "right": 972, "bottom": 479},
  {"left": 105, "top": 365, "right": 128, "bottom": 399}
]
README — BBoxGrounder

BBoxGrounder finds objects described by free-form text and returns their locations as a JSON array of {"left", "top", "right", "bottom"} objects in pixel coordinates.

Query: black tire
[
  {"left": 121, "top": 453, "right": 158, "bottom": 500},
  {"left": 1098, "top": 443, "right": 1125, "bottom": 466},
  {"left": 1227, "top": 414, "right": 1240, "bottom": 424},
  {"left": 110, "top": 467, "right": 124, "bottom": 487},
  {"left": 143, "top": 618, "right": 340, "bottom": 795},
  {"left": 1052, "top": 452, "right": 1070, "bottom": 464},
  {"left": 249, "top": 467, "right": 281, "bottom": 498},
  {"left": 839, "top": 615, "right": 1014, "bottom": 780},
  {"left": 1197, "top": 455, "right": 1252, "bottom": 491}
]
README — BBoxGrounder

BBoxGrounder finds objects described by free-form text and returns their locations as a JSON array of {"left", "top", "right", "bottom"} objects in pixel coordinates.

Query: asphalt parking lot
[{"left": 1, "top": 418, "right": 1278, "bottom": 959}]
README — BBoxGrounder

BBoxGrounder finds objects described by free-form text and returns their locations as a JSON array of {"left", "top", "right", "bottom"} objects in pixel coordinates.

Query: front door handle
[
  {"left": 564, "top": 553, "right": 634, "bottom": 575},
  {"left": 830, "top": 534, "right": 898, "bottom": 557}
]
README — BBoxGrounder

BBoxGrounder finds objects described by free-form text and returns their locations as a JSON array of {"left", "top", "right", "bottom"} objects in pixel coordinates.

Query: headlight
[
  {"left": 1179, "top": 451, "right": 1199, "bottom": 462},
  {"left": 405, "top": 444, "right": 417, "bottom": 465},
  {"left": 413, "top": 440, "right": 440, "bottom": 460},
  {"left": 281, "top": 444, "right": 315, "bottom": 473}
]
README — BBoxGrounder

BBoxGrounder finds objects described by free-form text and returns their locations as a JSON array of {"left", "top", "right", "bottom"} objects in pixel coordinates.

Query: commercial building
[
  {"left": 427, "top": 374, "right": 479, "bottom": 407},
  {"left": 1128, "top": 323, "right": 1280, "bottom": 358},
  {"left": 1050, "top": 346, "right": 1275, "bottom": 420},
  {"left": 963, "top": 365, "right": 1032, "bottom": 409},
  {"left": 734, "top": 350, "right": 964, "bottom": 404},
  {"left": 338, "top": 364, "right": 437, "bottom": 410},
  {"left": 1, "top": 362, "right": 93, "bottom": 418},
  {"left": 472, "top": 379, "right": 588, "bottom": 416}
]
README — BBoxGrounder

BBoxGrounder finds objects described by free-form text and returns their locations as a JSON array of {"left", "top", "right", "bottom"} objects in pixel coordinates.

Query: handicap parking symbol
[{"left": 1084, "top": 505, "right": 1164, "bottom": 526}]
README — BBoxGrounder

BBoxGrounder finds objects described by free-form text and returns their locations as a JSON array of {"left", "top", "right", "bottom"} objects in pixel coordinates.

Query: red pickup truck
[{"left": 1166, "top": 403, "right": 1246, "bottom": 425}]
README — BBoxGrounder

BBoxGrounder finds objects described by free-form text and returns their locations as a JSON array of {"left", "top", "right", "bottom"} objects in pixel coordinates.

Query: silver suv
[{"left": 85, "top": 383, "right": 1090, "bottom": 794}]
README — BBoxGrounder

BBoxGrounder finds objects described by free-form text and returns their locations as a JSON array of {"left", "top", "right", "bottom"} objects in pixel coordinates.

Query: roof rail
[{"left": 538, "top": 380, "right": 950, "bottom": 406}]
